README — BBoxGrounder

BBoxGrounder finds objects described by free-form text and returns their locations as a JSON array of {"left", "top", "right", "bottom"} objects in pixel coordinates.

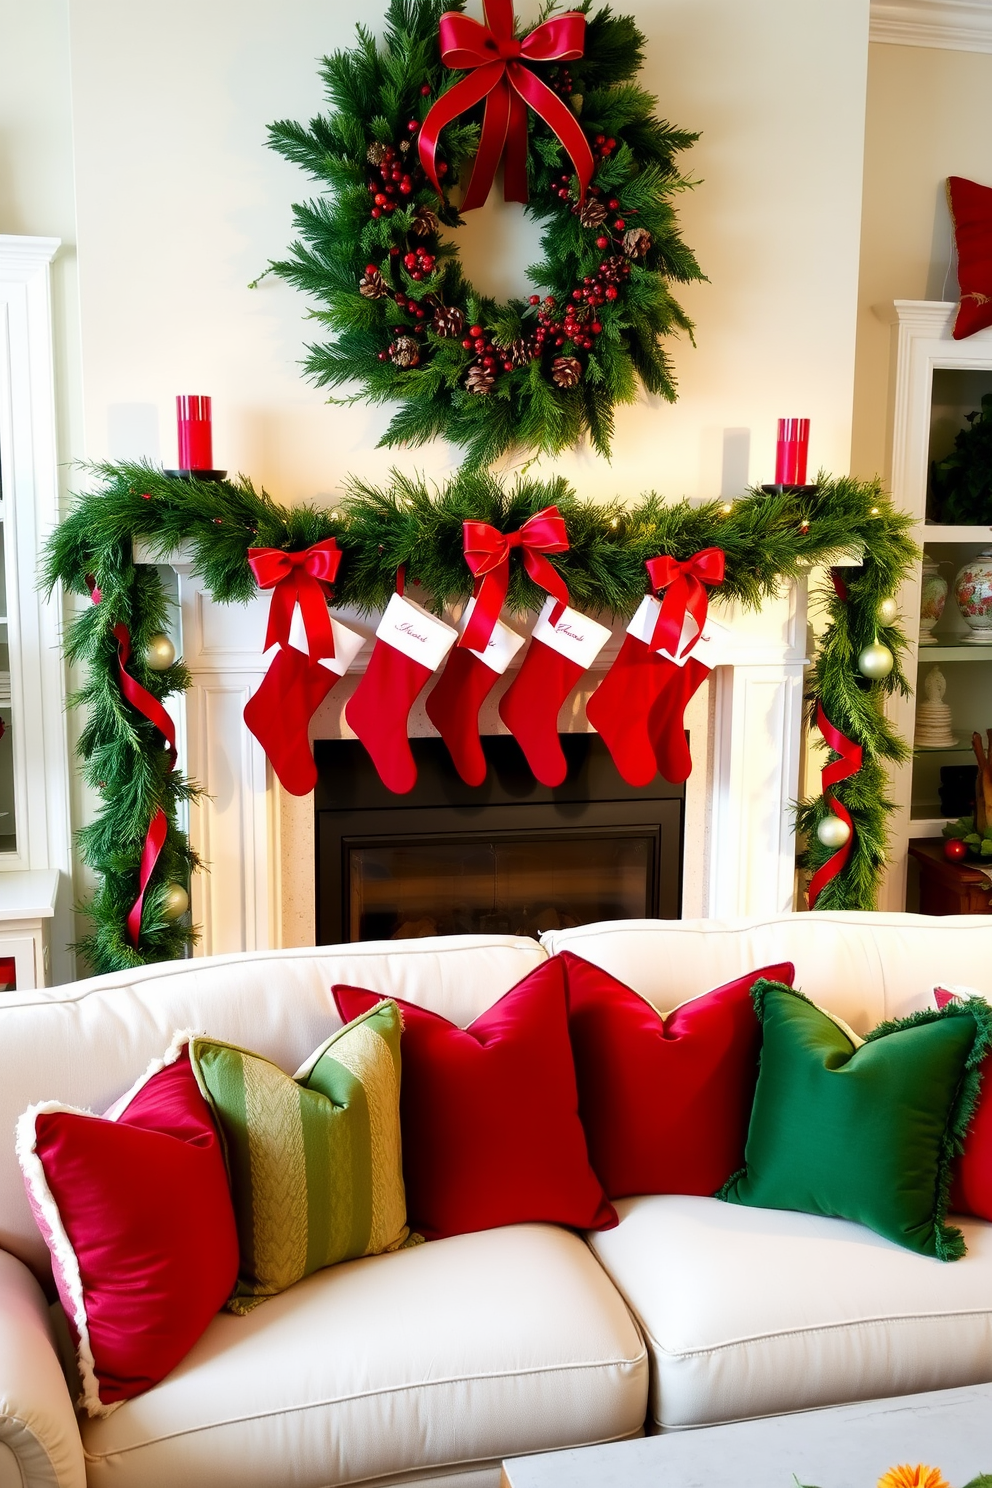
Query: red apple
[{"left": 944, "top": 838, "right": 968, "bottom": 862}]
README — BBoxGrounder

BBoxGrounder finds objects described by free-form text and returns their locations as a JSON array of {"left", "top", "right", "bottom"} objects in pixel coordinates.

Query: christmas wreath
[
  {"left": 43, "top": 466, "right": 916, "bottom": 973},
  {"left": 266, "top": 0, "right": 703, "bottom": 467}
]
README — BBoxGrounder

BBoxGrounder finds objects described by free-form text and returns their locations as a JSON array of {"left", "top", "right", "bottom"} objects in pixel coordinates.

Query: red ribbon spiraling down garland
[
  {"left": 86, "top": 578, "right": 178, "bottom": 947},
  {"left": 419, "top": 0, "right": 594, "bottom": 212},
  {"left": 247, "top": 538, "right": 343, "bottom": 662},
  {"left": 808, "top": 702, "right": 864, "bottom": 908},
  {"left": 459, "top": 505, "right": 570, "bottom": 651},
  {"left": 645, "top": 548, "right": 726, "bottom": 658}
]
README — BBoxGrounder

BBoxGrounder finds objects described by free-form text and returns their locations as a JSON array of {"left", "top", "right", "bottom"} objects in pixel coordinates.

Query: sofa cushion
[
  {"left": 15, "top": 1041, "right": 238, "bottom": 1417},
  {"left": 80, "top": 1222, "right": 648, "bottom": 1488},
  {"left": 189, "top": 1000, "right": 409, "bottom": 1314},
  {"left": 561, "top": 952, "right": 794, "bottom": 1199},
  {"left": 335, "top": 961, "right": 616, "bottom": 1240},
  {"left": 721, "top": 983, "right": 991, "bottom": 1260},
  {"left": 588, "top": 1194, "right": 992, "bottom": 1430}
]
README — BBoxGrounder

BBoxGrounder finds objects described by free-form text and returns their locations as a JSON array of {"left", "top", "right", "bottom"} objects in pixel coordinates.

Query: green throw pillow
[
  {"left": 190, "top": 1000, "right": 410, "bottom": 1313},
  {"left": 720, "top": 981, "right": 992, "bottom": 1260}
]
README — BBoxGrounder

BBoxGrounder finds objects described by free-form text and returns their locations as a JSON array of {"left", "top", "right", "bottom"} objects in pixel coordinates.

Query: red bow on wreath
[
  {"left": 645, "top": 547, "right": 726, "bottom": 658},
  {"left": 247, "top": 538, "right": 342, "bottom": 662},
  {"left": 459, "top": 505, "right": 570, "bottom": 651},
  {"left": 419, "top": 0, "right": 595, "bottom": 212}
]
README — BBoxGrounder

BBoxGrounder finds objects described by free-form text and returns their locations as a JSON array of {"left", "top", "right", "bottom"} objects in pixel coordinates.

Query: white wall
[{"left": 66, "top": 0, "right": 871, "bottom": 503}]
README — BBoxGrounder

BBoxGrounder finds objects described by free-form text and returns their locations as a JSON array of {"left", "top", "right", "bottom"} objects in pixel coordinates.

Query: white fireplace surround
[{"left": 141, "top": 552, "right": 810, "bottom": 956}]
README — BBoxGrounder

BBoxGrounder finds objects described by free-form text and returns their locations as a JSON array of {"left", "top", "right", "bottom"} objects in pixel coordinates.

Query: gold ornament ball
[
  {"left": 876, "top": 596, "right": 899, "bottom": 626},
  {"left": 161, "top": 883, "right": 189, "bottom": 921},
  {"left": 816, "top": 814, "right": 852, "bottom": 849},
  {"left": 144, "top": 633, "right": 176, "bottom": 671},
  {"left": 857, "top": 641, "right": 894, "bottom": 679}
]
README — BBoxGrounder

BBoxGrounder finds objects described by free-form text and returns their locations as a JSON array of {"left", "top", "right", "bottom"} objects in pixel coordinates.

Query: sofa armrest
[{"left": 0, "top": 1249, "right": 84, "bottom": 1488}]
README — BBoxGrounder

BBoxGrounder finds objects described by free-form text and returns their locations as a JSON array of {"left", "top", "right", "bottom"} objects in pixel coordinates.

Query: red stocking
[
  {"left": 648, "top": 654, "right": 712, "bottom": 784},
  {"left": 498, "top": 598, "right": 610, "bottom": 787},
  {"left": 244, "top": 647, "right": 337, "bottom": 796},
  {"left": 585, "top": 633, "right": 672, "bottom": 787},
  {"left": 245, "top": 616, "right": 364, "bottom": 796},
  {"left": 345, "top": 593, "right": 456, "bottom": 794},
  {"left": 426, "top": 603, "right": 525, "bottom": 786}
]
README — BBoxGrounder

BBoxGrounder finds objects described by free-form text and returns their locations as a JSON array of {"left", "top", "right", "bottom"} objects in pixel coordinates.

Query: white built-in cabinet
[
  {"left": 0, "top": 237, "right": 73, "bottom": 985},
  {"left": 876, "top": 301, "right": 992, "bottom": 912}
]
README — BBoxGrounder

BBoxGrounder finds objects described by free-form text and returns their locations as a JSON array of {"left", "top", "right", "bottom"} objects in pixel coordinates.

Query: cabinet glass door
[{"left": 0, "top": 494, "right": 14, "bottom": 855}]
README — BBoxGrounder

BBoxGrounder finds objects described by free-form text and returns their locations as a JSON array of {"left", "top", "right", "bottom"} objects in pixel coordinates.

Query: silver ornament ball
[
  {"left": 816, "top": 814, "right": 852, "bottom": 849},
  {"left": 857, "top": 641, "right": 894, "bottom": 679},
  {"left": 144, "top": 633, "right": 176, "bottom": 671},
  {"left": 160, "top": 882, "right": 189, "bottom": 921},
  {"left": 876, "top": 596, "right": 899, "bottom": 626}
]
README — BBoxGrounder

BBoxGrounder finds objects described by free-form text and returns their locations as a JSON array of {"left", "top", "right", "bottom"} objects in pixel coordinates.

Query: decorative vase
[
  {"left": 953, "top": 551, "right": 992, "bottom": 645},
  {"left": 919, "top": 560, "right": 947, "bottom": 646}
]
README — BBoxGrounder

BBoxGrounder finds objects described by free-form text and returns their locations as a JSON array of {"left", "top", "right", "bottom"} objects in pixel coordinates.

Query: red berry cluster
[
  {"left": 549, "top": 66, "right": 574, "bottom": 97},
  {"left": 366, "top": 124, "right": 442, "bottom": 221},
  {"left": 401, "top": 246, "right": 436, "bottom": 282},
  {"left": 461, "top": 323, "right": 505, "bottom": 372}
]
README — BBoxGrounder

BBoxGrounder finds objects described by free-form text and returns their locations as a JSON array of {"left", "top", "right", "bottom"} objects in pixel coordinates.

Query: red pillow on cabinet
[
  {"left": 948, "top": 176, "right": 992, "bottom": 340},
  {"left": 560, "top": 951, "right": 795, "bottom": 1199},
  {"left": 16, "top": 1040, "right": 239, "bottom": 1417},
  {"left": 334, "top": 959, "right": 616, "bottom": 1241}
]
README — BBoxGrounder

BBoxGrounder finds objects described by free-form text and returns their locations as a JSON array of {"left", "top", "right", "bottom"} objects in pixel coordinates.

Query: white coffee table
[{"left": 500, "top": 1383, "right": 992, "bottom": 1488}]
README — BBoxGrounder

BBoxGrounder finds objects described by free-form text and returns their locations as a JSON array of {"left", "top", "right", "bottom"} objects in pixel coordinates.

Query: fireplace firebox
[{"left": 315, "top": 736, "right": 682, "bottom": 943}]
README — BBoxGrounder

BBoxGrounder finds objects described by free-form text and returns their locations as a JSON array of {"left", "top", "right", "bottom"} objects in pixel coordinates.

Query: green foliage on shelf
[
  {"left": 931, "top": 392, "right": 992, "bottom": 524},
  {"left": 42, "top": 463, "right": 917, "bottom": 970},
  {"left": 944, "top": 816, "right": 992, "bottom": 859},
  {"left": 264, "top": 0, "right": 703, "bottom": 467}
]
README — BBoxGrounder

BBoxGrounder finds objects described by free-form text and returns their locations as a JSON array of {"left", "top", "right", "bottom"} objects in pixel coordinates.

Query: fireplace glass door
[{"left": 348, "top": 830, "right": 654, "bottom": 940}]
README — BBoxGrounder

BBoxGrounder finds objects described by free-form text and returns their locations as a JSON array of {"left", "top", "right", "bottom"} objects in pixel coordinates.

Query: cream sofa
[{"left": 4, "top": 911, "right": 992, "bottom": 1488}]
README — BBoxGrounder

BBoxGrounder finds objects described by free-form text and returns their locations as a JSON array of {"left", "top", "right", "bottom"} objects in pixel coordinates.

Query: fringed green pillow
[
  {"left": 189, "top": 1000, "right": 410, "bottom": 1313},
  {"left": 719, "top": 981, "right": 992, "bottom": 1260}
]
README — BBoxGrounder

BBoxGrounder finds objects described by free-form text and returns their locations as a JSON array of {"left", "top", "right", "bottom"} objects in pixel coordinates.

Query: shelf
[
  {"left": 913, "top": 744, "right": 974, "bottom": 755},
  {"left": 922, "top": 525, "right": 992, "bottom": 542},
  {"left": 917, "top": 644, "right": 992, "bottom": 660}
]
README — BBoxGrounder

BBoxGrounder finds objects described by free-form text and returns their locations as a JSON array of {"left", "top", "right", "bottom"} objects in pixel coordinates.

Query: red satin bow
[
  {"left": 419, "top": 0, "right": 594, "bottom": 212},
  {"left": 644, "top": 547, "right": 726, "bottom": 658},
  {"left": 459, "top": 505, "right": 569, "bottom": 651},
  {"left": 807, "top": 702, "right": 863, "bottom": 909},
  {"left": 248, "top": 538, "right": 342, "bottom": 662}
]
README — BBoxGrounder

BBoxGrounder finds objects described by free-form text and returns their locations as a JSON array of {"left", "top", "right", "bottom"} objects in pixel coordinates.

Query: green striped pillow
[{"left": 190, "top": 1000, "right": 410, "bottom": 1313}]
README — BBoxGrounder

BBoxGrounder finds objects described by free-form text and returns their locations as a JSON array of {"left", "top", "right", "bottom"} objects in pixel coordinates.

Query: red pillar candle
[
  {"left": 176, "top": 395, "right": 213, "bottom": 471},
  {"left": 774, "top": 418, "right": 809, "bottom": 486}
]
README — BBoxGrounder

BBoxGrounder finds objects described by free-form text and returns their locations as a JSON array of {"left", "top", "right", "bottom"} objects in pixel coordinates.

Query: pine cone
[
  {"left": 411, "top": 206, "right": 441, "bottom": 238},
  {"left": 623, "top": 227, "right": 653, "bottom": 258},
  {"left": 432, "top": 305, "right": 465, "bottom": 338},
  {"left": 551, "top": 355, "right": 582, "bottom": 389},
  {"left": 359, "top": 268, "right": 389, "bottom": 299},
  {"left": 390, "top": 335, "right": 421, "bottom": 369},
  {"left": 578, "top": 198, "right": 608, "bottom": 229},
  {"left": 466, "top": 365, "right": 495, "bottom": 395},
  {"left": 494, "top": 335, "right": 533, "bottom": 368},
  {"left": 366, "top": 141, "right": 389, "bottom": 166}
]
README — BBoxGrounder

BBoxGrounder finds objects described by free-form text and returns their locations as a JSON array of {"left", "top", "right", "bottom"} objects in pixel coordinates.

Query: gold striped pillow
[{"left": 189, "top": 1000, "right": 410, "bottom": 1313}]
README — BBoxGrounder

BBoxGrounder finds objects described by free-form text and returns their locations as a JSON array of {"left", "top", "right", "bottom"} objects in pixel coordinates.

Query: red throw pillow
[
  {"left": 933, "top": 985, "right": 992, "bottom": 1219},
  {"left": 948, "top": 176, "right": 992, "bottom": 340},
  {"left": 334, "top": 959, "right": 616, "bottom": 1240},
  {"left": 16, "top": 1040, "right": 239, "bottom": 1416},
  {"left": 561, "top": 952, "right": 795, "bottom": 1199}
]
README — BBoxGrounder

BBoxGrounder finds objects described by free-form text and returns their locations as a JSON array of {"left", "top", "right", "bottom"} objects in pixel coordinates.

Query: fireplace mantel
[{"left": 138, "top": 545, "right": 808, "bottom": 954}]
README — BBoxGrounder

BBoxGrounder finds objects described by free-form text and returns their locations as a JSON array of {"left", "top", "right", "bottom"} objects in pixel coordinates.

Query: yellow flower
[{"left": 877, "top": 1467, "right": 951, "bottom": 1488}]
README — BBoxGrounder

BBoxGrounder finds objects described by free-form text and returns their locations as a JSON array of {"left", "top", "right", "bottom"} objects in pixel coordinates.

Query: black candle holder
[
  {"left": 760, "top": 483, "right": 819, "bottom": 496},
  {"left": 163, "top": 469, "right": 228, "bottom": 482}
]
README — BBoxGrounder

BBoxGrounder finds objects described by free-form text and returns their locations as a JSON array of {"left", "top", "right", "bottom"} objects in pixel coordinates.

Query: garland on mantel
[{"left": 43, "top": 463, "right": 916, "bottom": 973}]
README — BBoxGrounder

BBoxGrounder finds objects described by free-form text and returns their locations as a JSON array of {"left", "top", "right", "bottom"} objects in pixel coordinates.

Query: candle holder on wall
[{"left": 164, "top": 395, "right": 227, "bottom": 481}]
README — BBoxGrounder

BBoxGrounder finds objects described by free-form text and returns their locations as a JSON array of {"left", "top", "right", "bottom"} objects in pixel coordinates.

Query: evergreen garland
[
  {"left": 265, "top": 0, "right": 703, "bottom": 467},
  {"left": 43, "top": 464, "right": 916, "bottom": 972}
]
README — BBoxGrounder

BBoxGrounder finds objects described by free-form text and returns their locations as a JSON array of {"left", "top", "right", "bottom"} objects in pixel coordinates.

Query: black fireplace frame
[{"left": 314, "top": 734, "right": 683, "bottom": 945}]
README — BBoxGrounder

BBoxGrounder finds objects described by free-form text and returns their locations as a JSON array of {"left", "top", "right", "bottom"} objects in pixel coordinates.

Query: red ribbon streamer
[
  {"left": 87, "top": 578, "right": 179, "bottom": 946},
  {"left": 459, "top": 505, "right": 570, "bottom": 651},
  {"left": 807, "top": 700, "right": 863, "bottom": 909},
  {"left": 248, "top": 538, "right": 342, "bottom": 662},
  {"left": 644, "top": 547, "right": 726, "bottom": 657},
  {"left": 419, "top": 0, "right": 594, "bottom": 212}
]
